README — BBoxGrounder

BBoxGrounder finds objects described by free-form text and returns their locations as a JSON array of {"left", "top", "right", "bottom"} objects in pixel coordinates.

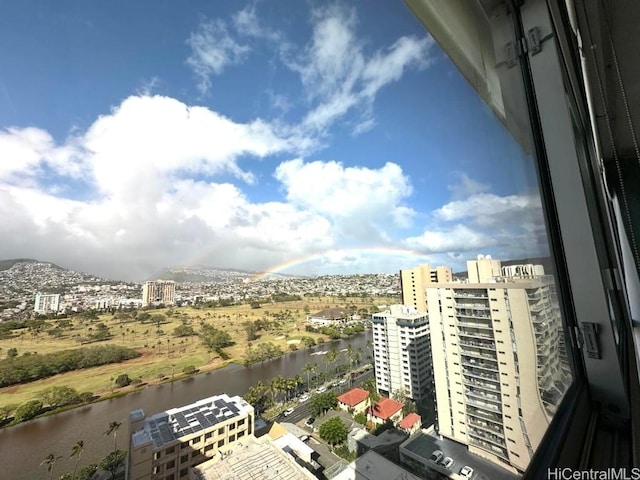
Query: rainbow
[{"left": 249, "top": 246, "right": 432, "bottom": 281}]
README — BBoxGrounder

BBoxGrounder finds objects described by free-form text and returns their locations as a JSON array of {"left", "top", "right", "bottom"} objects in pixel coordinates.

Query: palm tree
[
  {"left": 70, "top": 440, "right": 85, "bottom": 478},
  {"left": 105, "top": 421, "right": 122, "bottom": 451},
  {"left": 303, "top": 363, "right": 315, "bottom": 391},
  {"left": 41, "top": 452, "right": 61, "bottom": 480},
  {"left": 325, "top": 349, "right": 338, "bottom": 377}
]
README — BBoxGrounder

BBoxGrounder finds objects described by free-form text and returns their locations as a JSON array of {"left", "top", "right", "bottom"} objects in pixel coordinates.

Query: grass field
[{"left": 0, "top": 296, "right": 394, "bottom": 408}]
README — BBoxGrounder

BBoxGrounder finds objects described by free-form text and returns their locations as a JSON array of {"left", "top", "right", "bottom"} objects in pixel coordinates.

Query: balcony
[
  {"left": 468, "top": 436, "right": 509, "bottom": 461},
  {"left": 466, "top": 396, "right": 502, "bottom": 413},
  {"left": 454, "top": 292, "right": 489, "bottom": 300},
  {"left": 461, "top": 348, "right": 498, "bottom": 362},
  {"left": 458, "top": 329, "right": 494, "bottom": 340},
  {"left": 456, "top": 309, "right": 492, "bottom": 320},
  {"left": 458, "top": 319, "right": 493, "bottom": 330},
  {"left": 467, "top": 406, "right": 503, "bottom": 424},
  {"left": 462, "top": 367, "right": 500, "bottom": 381},
  {"left": 468, "top": 428, "right": 507, "bottom": 448},
  {"left": 465, "top": 388, "right": 501, "bottom": 404},
  {"left": 459, "top": 339, "right": 496, "bottom": 350},
  {"left": 468, "top": 417, "right": 504, "bottom": 435},
  {"left": 463, "top": 376, "right": 500, "bottom": 392}
]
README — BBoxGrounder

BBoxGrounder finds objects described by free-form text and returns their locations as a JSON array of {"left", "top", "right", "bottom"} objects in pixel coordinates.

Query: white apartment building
[
  {"left": 142, "top": 280, "right": 176, "bottom": 306},
  {"left": 400, "top": 264, "right": 452, "bottom": 311},
  {"left": 372, "top": 304, "right": 432, "bottom": 403},
  {"left": 426, "top": 258, "right": 570, "bottom": 474},
  {"left": 128, "top": 394, "right": 254, "bottom": 480},
  {"left": 33, "top": 292, "right": 60, "bottom": 314}
]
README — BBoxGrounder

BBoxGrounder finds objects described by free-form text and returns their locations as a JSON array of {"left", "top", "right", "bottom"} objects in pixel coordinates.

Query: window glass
[{"left": 0, "top": 1, "right": 575, "bottom": 479}]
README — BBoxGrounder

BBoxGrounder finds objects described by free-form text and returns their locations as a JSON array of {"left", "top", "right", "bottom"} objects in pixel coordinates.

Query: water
[{"left": 0, "top": 332, "right": 371, "bottom": 479}]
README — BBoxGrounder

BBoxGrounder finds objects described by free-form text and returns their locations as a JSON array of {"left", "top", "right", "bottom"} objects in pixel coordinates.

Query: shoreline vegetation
[{"left": 0, "top": 295, "right": 391, "bottom": 428}]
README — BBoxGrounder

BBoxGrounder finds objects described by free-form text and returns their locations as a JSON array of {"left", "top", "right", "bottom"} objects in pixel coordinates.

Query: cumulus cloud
[
  {"left": 0, "top": 127, "right": 84, "bottom": 183},
  {"left": 0, "top": 95, "right": 338, "bottom": 280},
  {"left": 274, "top": 158, "right": 415, "bottom": 242},
  {"left": 186, "top": 18, "right": 250, "bottom": 94},
  {"left": 404, "top": 173, "right": 549, "bottom": 262}
]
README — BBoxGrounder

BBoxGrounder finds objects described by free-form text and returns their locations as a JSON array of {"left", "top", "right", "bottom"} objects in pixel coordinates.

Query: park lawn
[{"left": 0, "top": 296, "right": 391, "bottom": 408}]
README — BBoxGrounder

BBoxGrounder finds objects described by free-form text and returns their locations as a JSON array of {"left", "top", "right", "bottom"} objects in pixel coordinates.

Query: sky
[{"left": 0, "top": 1, "right": 550, "bottom": 281}]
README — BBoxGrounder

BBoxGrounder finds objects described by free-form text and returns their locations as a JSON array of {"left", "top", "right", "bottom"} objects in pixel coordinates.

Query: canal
[{"left": 0, "top": 331, "right": 372, "bottom": 479}]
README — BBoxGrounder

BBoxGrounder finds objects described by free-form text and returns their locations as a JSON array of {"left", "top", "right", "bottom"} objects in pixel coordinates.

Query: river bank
[{"left": 0, "top": 331, "right": 372, "bottom": 480}]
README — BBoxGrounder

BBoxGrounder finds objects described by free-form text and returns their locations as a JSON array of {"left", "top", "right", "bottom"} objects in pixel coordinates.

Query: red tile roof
[
  {"left": 399, "top": 413, "right": 421, "bottom": 429},
  {"left": 370, "top": 398, "right": 404, "bottom": 420},
  {"left": 337, "top": 388, "right": 369, "bottom": 407}
]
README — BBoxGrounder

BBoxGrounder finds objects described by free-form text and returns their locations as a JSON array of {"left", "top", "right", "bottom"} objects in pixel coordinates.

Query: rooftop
[
  {"left": 332, "top": 450, "right": 421, "bottom": 480},
  {"left": 309, "top": 307, "right": 349, "bottom": 319},
  {"left": 398, "top": 413, "right": 421, "bottom": 430},
  {"left": 337, "top": 388, "right": 369, "bottom": 407},
  {"left": 192, "top": 436, "right": 315, "bottom": 480},
  {"left": 131, "top": 393, "right": 253, "bottom": 449},
  {"left": 370, "top": 398, "right": 404, "bottom": 420}
]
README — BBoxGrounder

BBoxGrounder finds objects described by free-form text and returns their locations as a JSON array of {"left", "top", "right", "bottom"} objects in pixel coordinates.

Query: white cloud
[
  {"left": 232, "top": 6, "right": 282, "bottom": 43},
  {"left": 289, "top": 5, "right": 435, "bottom": 135},
  {"left": 274, "top": 158, "right": 414, "bottom": 242},
  {"left": 435, "top": 192, "right": 542, "bottom": 228},
  {"left": 405, "top": 224, "right": 496, "bottom": 253},
  {"left": 83, "top": 95, "right": 288, "bottom": 198},
  {"left": 186, "top": 18, "right": 250, "bottom": 94},
  {"left": 0, "top": 127, "right": 84, "bottom": 183}
]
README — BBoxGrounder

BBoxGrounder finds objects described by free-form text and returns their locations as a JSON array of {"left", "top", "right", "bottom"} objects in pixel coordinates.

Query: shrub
[{"left": 114, "top": 374, "right": 131, "bottom": 388}]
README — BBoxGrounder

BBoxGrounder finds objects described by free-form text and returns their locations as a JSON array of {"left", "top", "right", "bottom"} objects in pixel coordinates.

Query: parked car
[
  {"left": 316, "top": 386, "right": 327, "bottom": 393},
  {"left": 460, "top": 466, "right": 474, "bottom": 479},
  {"left": 305, "top": 417, "right": 315, "bottom": 428},
  {"left": 429, "top": 450, "right": 444, "bottom": 463},
  {"left": 283, "top": 407, "right": 295, "bottom": 417},
  {"left": 440, "top": 457, "right": 454, "bottom": 469},
  {"left": 338, "top": 378, "right": 347, "bottom": 384},
  {"left": 299, "top": 394, "right": 310, "bottom": 403}
]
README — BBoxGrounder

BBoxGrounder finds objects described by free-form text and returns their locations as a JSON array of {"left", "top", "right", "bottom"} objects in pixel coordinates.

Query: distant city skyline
[{"left": 0, "top": 1, "right": 548, "bottom": 281}]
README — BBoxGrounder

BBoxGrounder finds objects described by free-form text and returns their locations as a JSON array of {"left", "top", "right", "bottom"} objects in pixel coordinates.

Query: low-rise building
[
  {"left": 398, "top": 413, "right": 422, "bottom": 436},
  {"left": 337, "top": 388, "right": 370, "bottom": 414},
  {"left": 306, "top": 307, "right": 350, "bottom": 326},
  {"left": 128, "top": 394, "right": 254, "bottom": 480},
  {"left": 368, "top": 398, "right": 404, "bottom": 426},
  {"left": 332, "top": 450, "right": 421, "bottom": 480},
  {"left": 190, "top": 435, "right": 316, "bottom": 480}
]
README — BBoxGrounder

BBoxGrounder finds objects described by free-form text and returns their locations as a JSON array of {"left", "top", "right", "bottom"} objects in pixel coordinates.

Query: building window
[
  {"left": 179, "top": 468, "right": 188, "bottom": 477},
  {"left": 165, "top": 446, "right": 175, "bottom": 455},
  {"left": 180, "top": 454, "right": 188, "bottom": 464}
]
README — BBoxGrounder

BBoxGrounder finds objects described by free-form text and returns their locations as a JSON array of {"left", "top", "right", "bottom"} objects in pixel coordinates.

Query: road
[{"left": 275, "top": 369, "right": 374, "bottom": 424}]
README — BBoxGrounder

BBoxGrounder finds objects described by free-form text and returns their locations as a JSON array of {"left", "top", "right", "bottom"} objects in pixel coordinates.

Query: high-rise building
[
  {"left": 371, "top": 304, "right": 432, "bottom": 404},
  {"left": 142, "top": 280, "right": 176, "bottom": 306},
  {"left": 400, "top": 264, "right": 453, "bottom": 311},
  {"left": 128, "top": 393, "right": 254, "bottom": 480},
  {"left": 426, "top": 259, "right": 570, "bottom": 474},
  {"left": 34, "top": 293, "right": 61, "bottom": 314}
]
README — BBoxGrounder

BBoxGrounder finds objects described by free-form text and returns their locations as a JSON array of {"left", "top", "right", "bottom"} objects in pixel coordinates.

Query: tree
[
  {"left": 325, "top": 349, "right": 338, "bottom": 376},
  {"left": 105, "top": 421, "right": 122, "bottom": 451},
  {"left": 311, "top": 392, "right": 338, "bottom": 417},
  {"left": 361, "top": 377, "right": 380, "bottom": 403},
  {"left": 14, "top": 399, "right": 43, "bottom": 422},
  {"left": 172, "top": 324, "right": 195, "bottom": 337},
  {"left": 70, "top": 440, "right": 85, "bottom": 479},
  {"left": 303, "top": 362, "right": 317, "bottom": 389},
  {"left": 7, "top": 347, "right": 17, "bottom": 359},
  {"left": 114, "top": 374, "right": 131, "bottom": 388},
  {"left": 40, "top": 385, "right": 80, "bottom": 408},
  {"left": 41, "top": 452, "right": 61, "bottom": 480},
  {"left": 354, "top": 412, "right": 367, "bottom": 425},
  {"left": 319, "top": 417, "right": 348, "bottom": 446},
  {"left": 99, "top": 450, "right": 126, "bottom": 480}
]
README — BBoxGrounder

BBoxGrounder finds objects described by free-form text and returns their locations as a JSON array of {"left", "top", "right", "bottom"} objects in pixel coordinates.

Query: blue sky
[{"left": 0, "top": 1, "right": 548, "bottom": 280}]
